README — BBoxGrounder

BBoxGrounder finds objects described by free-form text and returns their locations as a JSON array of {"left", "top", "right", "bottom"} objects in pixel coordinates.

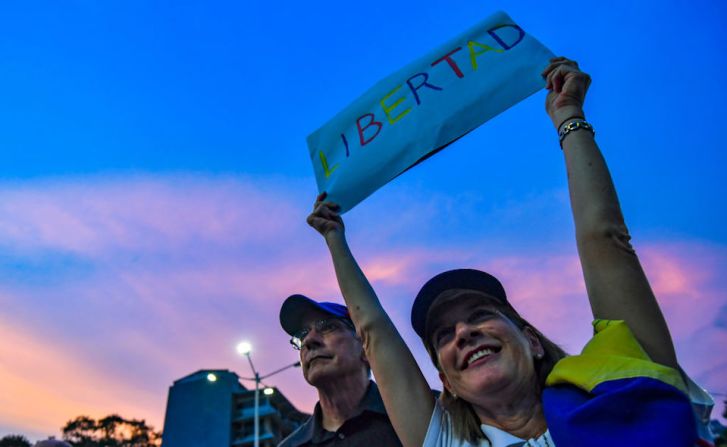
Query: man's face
[{"left": 297, "top": 312, "right": 367, "bottom": 386}]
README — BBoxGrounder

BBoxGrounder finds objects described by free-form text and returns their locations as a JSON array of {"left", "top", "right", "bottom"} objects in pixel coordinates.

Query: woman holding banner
[{"left": 305, "top": 57, "right": 713, "bottom": 447}]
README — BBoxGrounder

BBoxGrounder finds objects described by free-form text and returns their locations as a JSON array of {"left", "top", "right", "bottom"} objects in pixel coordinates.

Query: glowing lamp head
[
  {"left": 237, "top": 341, "right": 252, "bottom": 355},
  {"left": 263, "top": 387, "right": 275, "bottom": 396},
  {"left": 207, "top": 373, "right": 217, "bottom": 382}
]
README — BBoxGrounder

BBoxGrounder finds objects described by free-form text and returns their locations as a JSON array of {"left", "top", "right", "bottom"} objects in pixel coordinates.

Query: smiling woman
[
  {"left": 306, "top": 57, "right": 714, "bottom": 447},
  {"left": 421, "top": 287, "right": 566, "bottom": 441}
]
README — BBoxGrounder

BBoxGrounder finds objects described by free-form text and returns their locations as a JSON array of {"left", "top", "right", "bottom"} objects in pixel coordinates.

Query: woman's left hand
[{"left": 542, "top": 57, "right": 591, "bottom": 129}]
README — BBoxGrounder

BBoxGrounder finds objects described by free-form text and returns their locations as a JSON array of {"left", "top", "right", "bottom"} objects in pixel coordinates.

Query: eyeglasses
[{"left": 290, "top": 318, "right": 353, "bottom": 350}]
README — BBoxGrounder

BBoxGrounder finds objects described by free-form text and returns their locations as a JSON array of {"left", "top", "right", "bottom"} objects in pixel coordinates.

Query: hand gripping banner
[{"left": 307, "top": 11, "right": 554, "bottom": 212}]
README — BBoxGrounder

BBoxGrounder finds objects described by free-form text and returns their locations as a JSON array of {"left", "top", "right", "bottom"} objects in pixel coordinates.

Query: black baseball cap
[
  {"left": 411, "top": 269, "right": 508, "bottom": 339},
  {"left": 279, "top": 294, "right": 351, "bottom": 336}
]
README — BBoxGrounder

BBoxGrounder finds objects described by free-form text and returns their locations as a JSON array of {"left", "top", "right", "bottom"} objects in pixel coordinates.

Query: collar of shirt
[
  {"left": 310, "top": 381, "right": 387, "bottom": 442},
  {"left": 285, "top": 381, "right": 386, "bottom": 446},
  {"left": 480, "top": 424, "right": 552, "bottom": 447}
]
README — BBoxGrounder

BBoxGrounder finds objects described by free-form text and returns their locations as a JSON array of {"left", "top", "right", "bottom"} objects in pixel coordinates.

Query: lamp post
[{"left": 237, "top": 341, "right": 300, "bottom": 447}]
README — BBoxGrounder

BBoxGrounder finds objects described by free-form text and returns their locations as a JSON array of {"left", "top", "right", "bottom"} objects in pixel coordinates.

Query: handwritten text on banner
[{"left": 307, "top": 11, "right": 555, "bottom": 212}]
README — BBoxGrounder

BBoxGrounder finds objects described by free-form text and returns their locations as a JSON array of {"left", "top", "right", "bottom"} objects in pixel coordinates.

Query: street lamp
[{"left": 237, "top": 341, "right": 300, "bottom": 447}]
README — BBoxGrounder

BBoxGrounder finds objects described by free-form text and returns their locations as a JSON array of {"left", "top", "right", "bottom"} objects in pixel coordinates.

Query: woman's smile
[{"left": 461, "top": 344, "right": 502, "bottom": 370}]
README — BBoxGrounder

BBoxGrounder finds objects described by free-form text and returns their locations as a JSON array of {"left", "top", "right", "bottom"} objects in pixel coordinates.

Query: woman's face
[{"left": 428, "top": 292, "right": 543, "bottom": 404}]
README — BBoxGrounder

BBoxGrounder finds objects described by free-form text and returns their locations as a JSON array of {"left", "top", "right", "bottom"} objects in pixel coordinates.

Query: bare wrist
[{"left": 325, "top": 229, "right": 346, "bottom": 246}]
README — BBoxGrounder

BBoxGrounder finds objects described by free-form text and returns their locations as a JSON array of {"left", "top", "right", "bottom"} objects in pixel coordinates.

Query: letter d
[{"left": 487, "top": 24, "right": 525, "bottom": 50}]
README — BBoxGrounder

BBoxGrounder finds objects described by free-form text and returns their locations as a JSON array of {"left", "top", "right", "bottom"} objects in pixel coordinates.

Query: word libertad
[{"left": 318, "top": 23, "right": 526, "bottom": 177}]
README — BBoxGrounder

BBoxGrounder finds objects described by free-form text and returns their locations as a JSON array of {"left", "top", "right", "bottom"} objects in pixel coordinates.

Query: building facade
[{"left": 162, "top": 370, "right": 309, "bottom": 447}]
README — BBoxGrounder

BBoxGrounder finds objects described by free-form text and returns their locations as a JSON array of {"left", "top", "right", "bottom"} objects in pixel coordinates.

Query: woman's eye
[
  {"left": 468, "top": 309, "right": 492, "bottom": 323},
  {"left": 434, "top": 328, "right": 454, "bottom": 348}
]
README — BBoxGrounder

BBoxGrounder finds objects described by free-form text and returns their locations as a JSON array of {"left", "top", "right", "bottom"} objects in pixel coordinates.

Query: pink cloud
[
  {"left": 0, "top": 175, "right": 305, "bottom": 257},
  {"left": 0, "top": 175, "right": 724, "bottom": 441},
  {"left": 639, "top": 242, "right": 726, "bottom": 338},
  {"left": 0, "top": 316, "right": 163, "bottom": 441}
]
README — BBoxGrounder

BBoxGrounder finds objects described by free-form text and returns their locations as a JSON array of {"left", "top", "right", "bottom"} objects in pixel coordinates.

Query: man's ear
[{"left": 523, "top": 327, "right": 544, "bottom": 358}]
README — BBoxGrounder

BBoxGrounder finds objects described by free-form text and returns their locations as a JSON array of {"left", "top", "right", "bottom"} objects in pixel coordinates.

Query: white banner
[{"left": 307, "top": 11, "right": 554, "bottom": 212}]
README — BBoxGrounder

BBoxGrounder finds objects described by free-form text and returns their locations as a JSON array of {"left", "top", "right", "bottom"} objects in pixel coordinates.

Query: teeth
[{"left": 467, "top": 348, "right": 494, "bottom": 365}]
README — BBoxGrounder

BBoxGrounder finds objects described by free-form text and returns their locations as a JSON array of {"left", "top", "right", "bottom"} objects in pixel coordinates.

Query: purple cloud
[{"left": 0, "top": 175, "right": 724, "bottom": 441}]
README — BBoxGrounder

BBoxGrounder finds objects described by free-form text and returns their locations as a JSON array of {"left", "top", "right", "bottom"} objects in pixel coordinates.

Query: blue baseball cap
[
  {"left": 411, "top": 269, "right": 508, "bottom": 339},
  {"left": 279, "top": 294, "right": 350, "bottom": 336}
]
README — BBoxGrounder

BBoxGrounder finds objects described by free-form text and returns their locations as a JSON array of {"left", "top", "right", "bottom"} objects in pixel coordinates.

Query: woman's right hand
[{"left": 306, "top": 192, "right": 345, "bottom": 239}]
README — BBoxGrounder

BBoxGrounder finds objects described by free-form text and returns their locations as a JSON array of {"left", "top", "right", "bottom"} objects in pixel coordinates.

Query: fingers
[
  {"left": 545, "top": 63, "right": 578, "bottom": 90},
  {"left": 307, "top": 213, "right": 335, "bottom": 227},
  {"left": 307, "top": 202, "right": 344, "bottom": 236},
  {"left": 317, "top": 204, "right": 339, "bottom": 221},
  {"left": 541, "top": 57, "right": 578, "bottom": 79},
  {"left": 551, "top": 68, "right": 565, "bottom": 93},
  {"left": 542, "top": 57, "right": 582, "bottom": 91},
  {"left": 545, "top": 66, "right": 590, "bottom": 105},
  {"left": 307, "top": 208, "right": 334, "bottom": 230},
  {"left": 314, "top": 192, "right": 327, "bottom": 209},
  {"left": 313, "top": 191, "right": 341, "bottom": 209},
  {"left": 561, "top": 70, "right": 591, "bottom": 96},
  {"left": 314, "top": 201, "right": 340, "bottom": 215},
  {"left": 311, "top": 196, "right": 341, "bottom": 222}
]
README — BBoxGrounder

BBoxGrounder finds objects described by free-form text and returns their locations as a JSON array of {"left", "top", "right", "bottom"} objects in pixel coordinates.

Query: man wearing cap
[{"left": 278, "top": 294, "right": 402, "bottom": 447}]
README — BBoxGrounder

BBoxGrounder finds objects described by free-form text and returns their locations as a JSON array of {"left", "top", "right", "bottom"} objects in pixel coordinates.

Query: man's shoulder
[{"left": 277, "top": 414, "right": 314, "bottom": 447}]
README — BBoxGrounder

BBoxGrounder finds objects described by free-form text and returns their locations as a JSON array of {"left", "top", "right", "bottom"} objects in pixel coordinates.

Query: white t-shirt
[{"left": 423, "top": 400, "right": 555, "bottom": 447}]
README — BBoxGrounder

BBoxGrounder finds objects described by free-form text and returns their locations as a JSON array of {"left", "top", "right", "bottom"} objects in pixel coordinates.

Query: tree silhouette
[
  {"left": 0, "top": 435, "right": 31, "bottom": 447},
  {"left": 62, "top": 416, "right": 97, "bottom": 447},
  {"left": 61, "top": 415, "right": 160, "bottom": 447}
]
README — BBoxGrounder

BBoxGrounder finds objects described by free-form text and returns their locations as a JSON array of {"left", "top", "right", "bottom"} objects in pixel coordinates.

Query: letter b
[{"left": 356, "top": 113, "right": 383, "bottom": 146}]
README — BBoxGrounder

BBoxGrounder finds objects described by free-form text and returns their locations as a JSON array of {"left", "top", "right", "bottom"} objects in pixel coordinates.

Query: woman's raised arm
[
  {"left": 543, "top": 57, "right": 678, "bottom": 369},
  {"left": 307, "top": 194, "right": 435, "bottom": 447}
]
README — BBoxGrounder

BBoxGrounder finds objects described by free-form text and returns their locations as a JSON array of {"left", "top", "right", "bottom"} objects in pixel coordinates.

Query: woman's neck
[{"left": 470, "top": 382, "right": 547, "bottom": 440}]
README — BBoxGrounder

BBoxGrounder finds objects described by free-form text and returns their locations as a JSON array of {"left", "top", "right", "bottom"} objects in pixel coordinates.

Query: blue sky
[
  {"left": 1, "top": 0, "right": 726, "bottom": 441},
  {"left": 3, "top": 1, "right": 726, "bottom": 235}
]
